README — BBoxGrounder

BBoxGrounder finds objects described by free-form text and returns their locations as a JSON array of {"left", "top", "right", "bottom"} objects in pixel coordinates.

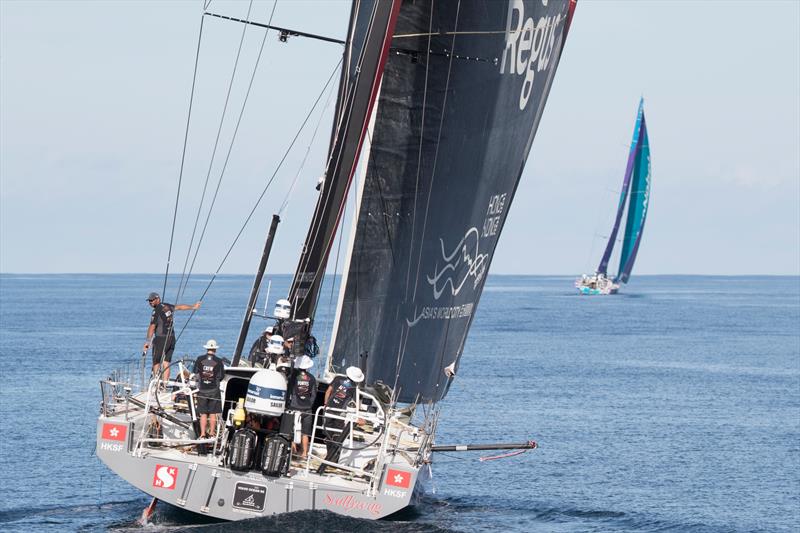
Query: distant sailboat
[{"left": 577, "top": 98, "right": 651, "bottom": 295}]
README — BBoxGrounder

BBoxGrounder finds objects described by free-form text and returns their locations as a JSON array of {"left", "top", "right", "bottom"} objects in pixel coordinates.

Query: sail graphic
[
  {"left": 330, "top": 0, "right": 575, "bottom": 403},
  {"left": 617, "top": 107, "right": 651, "bottom": 283},
  {"left": 288, "top": 0, "right": 401, "bottom": 321}
]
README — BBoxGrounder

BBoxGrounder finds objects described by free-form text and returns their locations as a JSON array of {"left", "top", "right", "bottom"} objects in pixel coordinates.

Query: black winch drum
[{"left": 228, "top": 428, "right": 258, "bottom": 471}]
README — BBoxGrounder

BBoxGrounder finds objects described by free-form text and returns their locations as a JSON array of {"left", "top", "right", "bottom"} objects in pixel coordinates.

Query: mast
[
  {"left": 287, "top": 0, "right": 401, "bottom": 322},
  {"left": 232, "top": 214, "right": 280, "bottom": 367}
]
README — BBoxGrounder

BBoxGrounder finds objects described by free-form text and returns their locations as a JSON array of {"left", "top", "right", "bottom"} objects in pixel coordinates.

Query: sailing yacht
[
  {"left": 576, "top": 98, "right": 652, "bottom": 295},
  {"left": 97, "top": 0, "right": 577, "bottom": 521}
]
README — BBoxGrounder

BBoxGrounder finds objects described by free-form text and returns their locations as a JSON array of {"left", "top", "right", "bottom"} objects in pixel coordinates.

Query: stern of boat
[{"left": 97, "top": 363, "right": 428, "bottom": 521}]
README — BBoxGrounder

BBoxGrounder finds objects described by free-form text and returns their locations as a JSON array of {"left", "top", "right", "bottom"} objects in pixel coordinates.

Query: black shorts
[
  {"left": 152, "top": 335, "right": 175, "bottom": 364},
  {"left": 196, "top": 390, "right": 222, "bottom": 414},
  {"left": 280, "top": 410, "right": 314, "bottom": 436}
]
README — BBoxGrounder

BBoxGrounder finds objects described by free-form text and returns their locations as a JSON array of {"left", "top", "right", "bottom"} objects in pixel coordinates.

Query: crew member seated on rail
[
  {"left": 279, "top": 355, "right": 317, "bottom": 459},
  {"left": 317, "top": 366, "right": 364, "bottom": 475},
  {"left": 248, "top": 325, "right": 274, "bottom": 367},
  {"left": 193, "top": 339, "right": 224, "bottom": 449}
]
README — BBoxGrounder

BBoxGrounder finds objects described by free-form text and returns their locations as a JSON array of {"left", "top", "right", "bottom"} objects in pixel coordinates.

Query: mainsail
[
  {"left": 617, "top": 101, "right": 651, "bottom": 282},
  {"left": 329, "top": 0, "right": 576, "bottom": 403},
  {"left": 596, "top": 98, "right": 651, "bottom": 283},
  {"left": 288, "top": 0, "right": 401, "bottom": 321}
]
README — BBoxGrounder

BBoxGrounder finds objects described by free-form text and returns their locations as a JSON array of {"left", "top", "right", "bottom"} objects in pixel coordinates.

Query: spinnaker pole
[{"left": 232, "top": 214, "right": 280, "bottom": 366}]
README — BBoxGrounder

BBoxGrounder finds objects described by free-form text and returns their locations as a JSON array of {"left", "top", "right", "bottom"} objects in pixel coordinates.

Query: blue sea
[{"left": 0, "top": 274, "right": 798, "bottom": 532}]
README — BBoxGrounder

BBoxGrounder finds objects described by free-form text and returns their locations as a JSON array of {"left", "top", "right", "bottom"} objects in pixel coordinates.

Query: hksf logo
[{"left": 152, "top": 465, "right": 178, "bottom": 490}]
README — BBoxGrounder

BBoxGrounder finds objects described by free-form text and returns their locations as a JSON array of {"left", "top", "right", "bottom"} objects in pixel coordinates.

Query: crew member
[
  {"left": 272, "top": 298, "right": 291, "bottom": 336},
  {"left": 280, "top": 355, "right": 317, "bottom": 459},
  {"left": 193, "top": 339, "right": 224, "bottom": 448},
  {"left": 248, "top": 326, "right": 274, "bottom": 367},
  {"left": 266, "top": 334, "right": 287, "bottom": 368},
  {"left": 317, "top": 366, "right": 363, "bottom": 474},
  {"left": 143, "top": 292, "right": 200, "bottom": 381}
]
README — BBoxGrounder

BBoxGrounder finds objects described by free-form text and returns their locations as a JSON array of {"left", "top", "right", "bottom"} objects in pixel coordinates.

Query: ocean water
[{"left": 0, "top": 274, "right": 798, "bottom": 532}]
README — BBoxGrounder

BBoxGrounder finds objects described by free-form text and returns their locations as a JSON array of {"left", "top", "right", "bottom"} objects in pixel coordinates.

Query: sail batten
[{"left": 331, "top": 0, "right": 574, "bottom": 403}]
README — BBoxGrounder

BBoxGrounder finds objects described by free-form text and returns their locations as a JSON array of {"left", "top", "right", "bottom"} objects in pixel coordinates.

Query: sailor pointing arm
[{"left": 143, "top": 292, "right": 201, "bottom": 381}]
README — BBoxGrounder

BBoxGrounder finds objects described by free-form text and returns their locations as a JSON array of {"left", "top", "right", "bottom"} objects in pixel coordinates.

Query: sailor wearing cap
[
  {"left": 143, "top": 292, "right": 201, "bottom": 381},
  {"left": 193, "top": 339, "right": 224, "bottom": 447},
  {"left": 248, "top": 325, "right": 275, "bottom": 367},
  {"left": 317, "top": 366, "right": 364, "bottom": 474},
  {"left": 279, "top": 355, "right": 318, "bottom": 459}
]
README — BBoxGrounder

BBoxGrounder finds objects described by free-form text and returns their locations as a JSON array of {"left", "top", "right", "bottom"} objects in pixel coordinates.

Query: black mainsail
[
  {"left": 329, "top": 0, "right": 576, "bottom": 402},
  {"left": 288, "top": 0, "right": 401, "bottom": 321}
]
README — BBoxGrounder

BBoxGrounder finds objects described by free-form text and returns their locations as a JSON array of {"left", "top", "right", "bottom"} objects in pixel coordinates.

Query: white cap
[
  {"left": 263, "top": 325, "right": 274, "bottom": 334},
  {"left": 274, "top": 298, "right": 291, "bottom": 319},
  {"left": 295, "top": 355, "right": 314, "bottom": 370},
  {"left": 267, "top": 335, "right": 285, "bottom": 355},
  {"left": 203, "top": 339, "right": 219, "bottom": 350},
  {"left": 346, "top": 366, "right": 364, "bottom": 383}
]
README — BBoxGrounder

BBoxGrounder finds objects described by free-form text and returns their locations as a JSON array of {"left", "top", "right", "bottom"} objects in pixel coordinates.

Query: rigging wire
[
  {"left": 410, "top": 1, "right": 461, "bottom": 303},
  {"left": 402, "top": 0, "right": 434, "bottom": 303},
  {"left": 176, "top": 0, "right": 257, "bottom": 303},
  {"left": 290, "top": 0, "right": 380, "bottom": 318},
  {"left": 322, "top": 178, "right": 347, "bottom": 368},
  {"left": 175, "top": 59, "right": 343, "bottom": 340},
  {"left": 277, "top": 71, "right": 339, "bottom": 215},
  {"left": 162, "top": 13, "right": 206, "bottom": 300},
  {"left": 394, "top": 0, "right": 461, "bottom": 395}
]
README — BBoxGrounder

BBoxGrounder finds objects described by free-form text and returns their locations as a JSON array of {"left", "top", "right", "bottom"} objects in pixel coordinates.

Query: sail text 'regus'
[{"left": 500, "top": 0, "right": 564, "bottom": 110}]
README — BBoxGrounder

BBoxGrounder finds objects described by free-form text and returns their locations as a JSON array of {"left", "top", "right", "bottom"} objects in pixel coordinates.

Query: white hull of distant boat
[{"left": 575, "top": 274, "right": 619, "bottom": 295}]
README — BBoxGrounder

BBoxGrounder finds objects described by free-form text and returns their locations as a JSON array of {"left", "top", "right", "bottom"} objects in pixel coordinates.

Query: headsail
[
  {"left": 288, "top": 0, "right": 401, "bottom": 321},
  {"left": 617, "top": 101, "right": 651, "bottom": 283},
  {"left": 330, "top": 0, "right": 576, "bottom": 403}
]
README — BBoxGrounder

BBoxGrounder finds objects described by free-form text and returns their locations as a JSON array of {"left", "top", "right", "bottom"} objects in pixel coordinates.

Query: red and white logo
[
  {"left": 101, "top": 423, "right": 127, "bottom": 442},
  {"left": 385, "top": 468, "right": 411, "bottom": 489},
  {"left": 152, "top": 465, "right": 178, "bottom": 490}
]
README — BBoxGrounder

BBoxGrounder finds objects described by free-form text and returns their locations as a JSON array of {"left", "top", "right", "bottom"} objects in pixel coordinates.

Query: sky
[{"left": 1, "top": 0, "right": 798, "bottom": 276}]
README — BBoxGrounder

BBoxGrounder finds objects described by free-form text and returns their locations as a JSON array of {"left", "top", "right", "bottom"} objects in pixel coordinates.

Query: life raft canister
[{"left": 245, "top": 369, "right": 287, "bottom": 416}]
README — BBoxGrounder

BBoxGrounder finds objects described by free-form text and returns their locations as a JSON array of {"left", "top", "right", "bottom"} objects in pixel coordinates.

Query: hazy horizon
[{"left": 1, "top": 272, "right": 798, "bottom": 278}]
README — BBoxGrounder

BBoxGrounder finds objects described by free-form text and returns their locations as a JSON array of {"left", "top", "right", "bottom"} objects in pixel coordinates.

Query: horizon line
[{"left": 1, "top": 272, "right": 798, "bottom": 277}]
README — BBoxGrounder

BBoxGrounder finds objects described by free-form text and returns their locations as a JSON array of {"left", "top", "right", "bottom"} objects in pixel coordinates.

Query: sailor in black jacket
[
  {"left": 248, "top": 325, "right": 274, "bottom": 367},
  {"left": 317, "top": 366, "right": 363, "bottom": 474},
  {"left": 280, "top": 355, "right": 317, "bottom": 458},
  {"left": 193, "top": 339, "right": 224, "bottom": 441}
]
